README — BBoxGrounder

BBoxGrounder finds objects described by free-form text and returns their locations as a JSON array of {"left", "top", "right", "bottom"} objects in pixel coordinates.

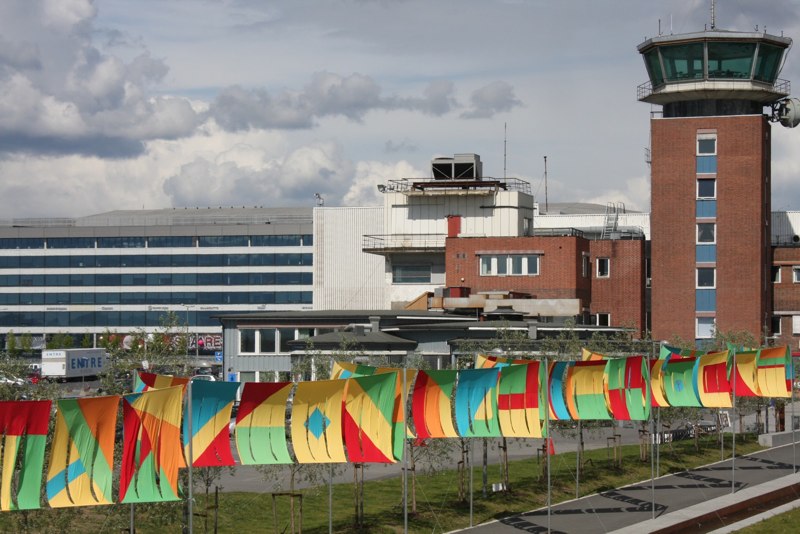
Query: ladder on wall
[{"left": 601, "top": 202, "right": 625, "bottom": 239}]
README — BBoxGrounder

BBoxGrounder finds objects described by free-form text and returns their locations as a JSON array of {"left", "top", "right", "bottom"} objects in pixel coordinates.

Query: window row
[
  {"left": 0, "top": 272, "right": 312, "bottom": 287},
  {"left": 768, "top": 266, "right": 800, "bottom": 284},
  {"left": 0, "top": 290, "right": 313, "bottom": 306},
  {"left": 0, "top": 253, "right": 312, "bottom": 269},
  {"left": 480, "top": 255, "right": 540, "bottom": 276},
  {"left": 0, "top": 309, "right": 286, "bottom": 328},
  {"left": 239, "top": 327, "right": 318, "bottom": 354},
  {"left": 0, "top": 234, "right": 313, "bottom": 250}
]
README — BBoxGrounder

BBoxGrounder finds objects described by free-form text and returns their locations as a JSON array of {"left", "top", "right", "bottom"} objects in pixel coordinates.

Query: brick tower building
[{"left": 638, "top": 29, "right": 795, "bottom": 343}]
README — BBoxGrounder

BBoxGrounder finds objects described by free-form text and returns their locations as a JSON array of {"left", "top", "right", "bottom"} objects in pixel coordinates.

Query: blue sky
[{"left": 0, "top": 0, "right": 798, "bottom": 218}]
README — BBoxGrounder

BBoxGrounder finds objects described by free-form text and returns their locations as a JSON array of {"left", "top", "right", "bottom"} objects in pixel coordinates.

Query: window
[
  {"left": 697, "top": 179, "right": 716, "bottom": 199},
  {"left": 772, "top": 266, "right": 782, "bottom": 283},
  {"left": 240, "top": 329, "right": 256, "bottom": 353},
  {"left": 392, "top": 264, "right": 431, "bottom": 284},
  {"left": 697, "top": 134, "right": 717, "bottom": 155},
  {"left": 697, "top": 267, "right": 715, "bottom": 288},
  {"left": 479, "top": 254, "right": 540, "bottom": 276},
  {"left": 597, "top": 258, "right": 610, "bottom": 278},
  {"left": 596, "top": 313, "right": 610, "bottom": 327},
  {"left": 793, "top": 316, "right": 800, "bottom": 335},
  {"left": 771, "top": 316, "right": 782, "bottom": 336},
  {"left": 697, "top": 223, "right": 716, "bottom": 244},
  {"left": 794, "top": 267, "right": 800, "bottom": 283},
  {"left": 582, "top": 255, "right": 590, "bottom": 278},
  {"left": 696, "top": 317, "right": 715, "bottom": 338}
]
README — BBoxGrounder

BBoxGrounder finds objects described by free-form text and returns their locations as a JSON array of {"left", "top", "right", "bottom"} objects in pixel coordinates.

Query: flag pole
[
  {"left": 731, "top": 347, "right": 737, "bottom": 494},
  {"left": 188, "top": 378, "right": 194, "bottom": 533},
  {"left": 329, "top": 464, "right": 333, "bottom": 534},
  {"left": 403, "top": 357, "right": 409, "bottom": 534},
  {"left": 545, "top": 356, "right": 551, "bottom": 533},
  {"left": 648, "top": 350, "right": 655, "bottom": 520}
]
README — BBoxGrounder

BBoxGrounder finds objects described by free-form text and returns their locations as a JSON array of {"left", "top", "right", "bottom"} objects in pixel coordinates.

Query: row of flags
[{"left": 0, "top": 345, "right": 792, "bottom": 511}]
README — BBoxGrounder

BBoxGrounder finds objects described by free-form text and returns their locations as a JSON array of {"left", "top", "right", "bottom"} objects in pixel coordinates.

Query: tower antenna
[
  {"left": 543, "top": 156, "right": 548, "bottom": 214},
  {"left": 710, "top": 0, "right": 716, "bottom": 30},
  {"left": 503, "top": 123, "right": 507, "bottom": 180}
]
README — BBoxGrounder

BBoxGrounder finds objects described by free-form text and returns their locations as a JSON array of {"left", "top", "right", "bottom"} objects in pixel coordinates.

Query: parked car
[{"left": 192, "top": 373, "right": 216, "bottom": 382}]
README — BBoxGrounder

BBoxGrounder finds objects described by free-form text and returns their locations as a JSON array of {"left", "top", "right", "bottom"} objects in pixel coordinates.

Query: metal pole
[
  {"left": 188, "top": 379, "right": 194, "bottom": 533},
  {"left": 545, "top": 356, "right": 551, "bottom": 533},
  {"left": 130, "top": 503, "right": 135, "bottom": 534},
  {"left": 329, "top": 464, "right": 333, "bottom": 534},
  {"left": 469, "top": 439, "right": 474, "bottom": 527},
  {"left": 792, "top": 350, "right": 796, "bottom": 474},
  {"left": 403, "top": 359, "right": 408, "bottom": 534},
  {"left": 731, "top": 348, "right": 736, "bottom": 494},
  {"left": 648, "top": 352, "right": 655, "bottom": 520},
  {"left": 576, "top": 420, "right": 580, "bottom": 499}
]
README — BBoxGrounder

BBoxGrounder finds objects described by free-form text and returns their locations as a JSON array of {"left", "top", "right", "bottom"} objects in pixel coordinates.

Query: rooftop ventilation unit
[{"left": 432, "top": 153, "right": 482, "bottom": 180}]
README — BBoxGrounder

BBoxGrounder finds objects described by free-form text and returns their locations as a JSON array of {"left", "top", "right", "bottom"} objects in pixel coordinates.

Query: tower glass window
[
  {"left": 754, "top": 43, "right": 784, "bottom": 83},
  {"left": 707, "top": 42, "right": 756, "bottom": 79},
  {"left": 660, "top": 43, "right": 704, "bottom": 81},
  {"left": 696, "top": 317, "right": 715, "bottom": 338},
  {"left": 697, "top": 136, "right": 717, "bottom": 155}
]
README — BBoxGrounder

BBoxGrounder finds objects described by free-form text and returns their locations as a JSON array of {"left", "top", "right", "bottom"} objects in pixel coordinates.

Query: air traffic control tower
[{"left": 638, "top": 27, "right": 799, "bottom": 343}]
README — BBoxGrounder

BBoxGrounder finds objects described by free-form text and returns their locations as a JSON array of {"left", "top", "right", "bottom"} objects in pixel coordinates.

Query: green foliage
[
  {"left": 98, "top": 311, "right": 193, "bottom": 396},
  {"left": 46, "top": 333, "right": 75, "bottom": 350},
  {"left": 6, "top": 330, "right": 19, "bottom": 358}
]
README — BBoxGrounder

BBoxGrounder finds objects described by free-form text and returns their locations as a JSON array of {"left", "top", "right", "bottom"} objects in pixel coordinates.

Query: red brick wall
[
  {"left": 772, "top": 248, "right": 800, "bottom": 348},
  {"left": 650, "top": 115, "right": 769, "bottom": 342},
  {"left": 445, "top": 235, "right": 646, "bottom": 336},
  {"left": 590, "top": 239, "right": 646, "bottom": 335}
]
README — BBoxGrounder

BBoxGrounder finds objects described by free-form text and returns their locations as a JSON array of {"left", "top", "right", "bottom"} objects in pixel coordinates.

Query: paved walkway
[{"left": 460, "top": 440, "right": 800, "bottom": 533}]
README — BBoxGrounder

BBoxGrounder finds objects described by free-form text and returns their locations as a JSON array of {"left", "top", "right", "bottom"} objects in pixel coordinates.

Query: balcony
[{"left": 362, "top": 234, "right": 446, "bottom": 255}]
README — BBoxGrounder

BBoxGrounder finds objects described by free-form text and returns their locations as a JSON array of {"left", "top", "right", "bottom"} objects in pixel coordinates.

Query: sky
[{"left": 0, "top": 0, "right": 799, "bottom": 219}]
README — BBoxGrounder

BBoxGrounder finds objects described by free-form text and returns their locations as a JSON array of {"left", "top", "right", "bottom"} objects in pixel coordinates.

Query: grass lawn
[
  {"left": 1, "top": 433, "right": 764, "bottom": 533},
  {"left": 735, "top": 506, "right": 800, "bottom": 534}
]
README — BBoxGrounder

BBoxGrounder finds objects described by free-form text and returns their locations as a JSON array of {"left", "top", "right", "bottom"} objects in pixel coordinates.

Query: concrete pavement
[{"left": 461, "top": 440, "right": 800, "bottom": 534}]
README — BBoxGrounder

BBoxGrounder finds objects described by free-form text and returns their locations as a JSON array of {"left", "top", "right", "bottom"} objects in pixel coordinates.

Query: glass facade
[{"left": 0, "top": 228, "right": 313, "bottom": 333}]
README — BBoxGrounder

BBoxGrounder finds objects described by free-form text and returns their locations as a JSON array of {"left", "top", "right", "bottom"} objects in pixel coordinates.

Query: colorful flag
[
  {"left": 47, "top": 396, "right": 119, "bottom": 508},
  {"left": 330, "top": 361, "right": 377, "bottom": 380},
  {"left": 475, "top": 353, "right": 530, "bottom": 368},
  {"left": 120, "top": 385, "right": 186, "bottom": 503},
  {"left": 731, "top": 350, "right": 760, "bottom": 397},
  {"left": 548, "top": 361, "right": 572, "bottom": 420},
  {"left": 291, "top": 379, "right": 346, "bottom": 463},
  {"left": 0, "top": 400, "right": 51, "bottom": 511},
  {"left": 604, "top": 356, "right": 650, "bottom": 420},
  {"left": 756, "top": 346, "right": 792, "bottom": 398},
  {"left": 330, "top": 361, "right": 414, "bottom": 461},
  {"left": 581, "top": 348, "right": 606, "bottom": 361},
  {"left": 183, "top": 380, "right": 241, "bottom": 467},
  {"left": 660, "top": 345, "right": 704, "bottom": 359},
  {"left": 235, "top": 382, "right": 293, "bottom": 464},
  {"left": 455, "top": 368, "right": 500, "bottom": 437},
  {"left": 697, "top": 351, "right": 732, "bottom": 408},
  {"left": 649, "top": 359, "right": 669, "bottom": 408},
  {"left": 343, "top": 373, "right": 397, "bottom": 463},
  {"left": 411, "top": 369, "right": 458, "bottom": 439},
  {"left": 135, "top": 371, "right": 190, "bottom": 393},
  {"left": 498, "top": 362, "right": 545, "bottom": 438},
  {"left": 662, "top": 357, "right": 702, "bottom": 407},
  {"left": 566, "top": 361, "right": 611, "bottom": 420}
]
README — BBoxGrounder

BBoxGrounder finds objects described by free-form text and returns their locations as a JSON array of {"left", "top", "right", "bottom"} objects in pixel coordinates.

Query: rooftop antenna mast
[
  {"left": 503, "top": 123, "right": 507, "bottom": 180},
  {"left": 543, "top": 156, "right": 548, "bottom": 214},
  {"left": 710, "top": 0, "right": 716, "bottom": 30}
]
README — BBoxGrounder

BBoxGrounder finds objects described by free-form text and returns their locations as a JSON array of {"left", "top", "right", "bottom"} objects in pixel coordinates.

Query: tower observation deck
[{"left": 637, "top": 30, "right": 793, "bottom": 119}]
